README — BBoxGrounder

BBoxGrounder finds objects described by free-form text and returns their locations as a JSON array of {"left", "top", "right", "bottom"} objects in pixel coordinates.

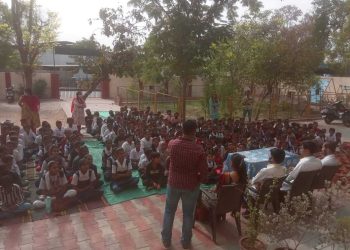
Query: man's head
[
  {"left": 301, "top": 140, "right": 317, "bottom": 157},
  {"left": 56, "top": 120, "right": 62, "bottom": 129},
  {"left": 270, "top": 148, "right": 286, "bottom": 164},
  {"left": 322, "top": 142, "right": 336, "bottom": 156},
  {"left": 329, "top": 128, "right": 336, "bottom": 135},
  {"left": 183, "top": 120, "right": 197, "bottom": 137},
  {"left": 113, "top": 147, "right": 125, "bottom": 161}
]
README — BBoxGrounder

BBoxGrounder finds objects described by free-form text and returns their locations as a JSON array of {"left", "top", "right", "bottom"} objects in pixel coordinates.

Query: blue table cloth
[{"left": 223, "top": 148, "right": 300, "bottom": 179}]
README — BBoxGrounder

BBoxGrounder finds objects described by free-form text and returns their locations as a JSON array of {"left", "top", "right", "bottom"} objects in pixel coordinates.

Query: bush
[{"left": 32, "top": 79, "right": 47, "bottom": 98}]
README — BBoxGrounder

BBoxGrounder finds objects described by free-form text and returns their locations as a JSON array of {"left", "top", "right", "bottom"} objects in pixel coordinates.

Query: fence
[{"left": 116, "top": 86, "right": 180, "bottom": 114}]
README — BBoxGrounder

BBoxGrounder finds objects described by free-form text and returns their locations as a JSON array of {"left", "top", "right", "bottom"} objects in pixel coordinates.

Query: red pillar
[
  {"left": 5, "top": 72, "right": 11, "bottom": 88},
  {"left": 101, "top": 79, "right": 110, "bottom": 99},
  {"left": 51, "top": 73, "right": 60, "bottom": 99}
]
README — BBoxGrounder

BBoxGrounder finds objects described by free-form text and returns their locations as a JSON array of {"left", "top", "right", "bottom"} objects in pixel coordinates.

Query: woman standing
[
  {"left": 18, "top": 88, "right": 41, "bottom": 132},
  {"left": 209, "top": 93, "right": 220, "bottom": 120},
  {"left": 71, "top": 91, "right": 86, "bottom": 134}
]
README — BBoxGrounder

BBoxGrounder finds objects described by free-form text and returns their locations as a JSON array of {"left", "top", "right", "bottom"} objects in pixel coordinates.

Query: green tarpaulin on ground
[{"left": 85, "top": 140, "right": 166, "bottom": 205}]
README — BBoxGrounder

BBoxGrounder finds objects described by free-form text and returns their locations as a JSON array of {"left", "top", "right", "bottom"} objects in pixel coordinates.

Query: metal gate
[{"left": 59, "top": 87, "right": 101, "bottom": 99}]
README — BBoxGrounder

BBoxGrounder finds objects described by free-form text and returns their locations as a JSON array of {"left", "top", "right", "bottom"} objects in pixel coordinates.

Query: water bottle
[{"left": 45, "top": 196, "right": 52, "bottom": 213}]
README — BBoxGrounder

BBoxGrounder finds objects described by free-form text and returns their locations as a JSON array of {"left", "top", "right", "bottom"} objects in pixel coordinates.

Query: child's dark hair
[
  {"left": 0, "top": 174, "right": 14, "bottom": 189},
  {"left": 151, "top": 152, "right": 161, "bottom": 159}
]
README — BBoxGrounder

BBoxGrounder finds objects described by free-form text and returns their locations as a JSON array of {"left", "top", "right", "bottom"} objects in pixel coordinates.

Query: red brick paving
[{"left": 0, "top": 195, "right": 238, "bottom": 250}]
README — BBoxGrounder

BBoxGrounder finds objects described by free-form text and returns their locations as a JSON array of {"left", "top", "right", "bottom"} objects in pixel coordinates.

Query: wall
[
  {"left": 108, "top": 75, "right": 206, "bottom": 100},
  {"left": 0, "top": 71, "right": 53, "bottom": 100}
]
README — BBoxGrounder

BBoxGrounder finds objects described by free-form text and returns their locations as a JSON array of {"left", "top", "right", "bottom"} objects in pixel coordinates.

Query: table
[{"left": 225, "top": 148, "right": 300, "bottom": 179}]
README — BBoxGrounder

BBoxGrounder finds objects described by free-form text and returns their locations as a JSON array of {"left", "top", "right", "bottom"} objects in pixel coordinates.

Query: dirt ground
[{"left": 0, "top": 100, "right": 68, "bottom": 126}]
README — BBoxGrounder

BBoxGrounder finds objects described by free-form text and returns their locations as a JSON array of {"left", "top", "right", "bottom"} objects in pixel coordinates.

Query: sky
[{"left": 4, "top": 0, "right": 314, "bottom": 45}]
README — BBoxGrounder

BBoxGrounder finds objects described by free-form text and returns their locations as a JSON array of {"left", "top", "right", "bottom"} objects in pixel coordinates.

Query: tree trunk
[
  {"left": 24, "top": 67, "right": 33, "bottom": 89},
  {"left": 83, "top": 77, "right": 105, "bottom": 100},
  {"left": 255, "top": 88, "right": 271, "bottom": 120},
  {"left": 180, "top": 78, "right": 188, "bottom": 121}
]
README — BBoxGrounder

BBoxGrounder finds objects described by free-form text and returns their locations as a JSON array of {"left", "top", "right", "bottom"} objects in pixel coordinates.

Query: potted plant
[
  {"left": 239, "top": 195, "right": 266, "bottom": 250},
  {"left": 259, "top": 193, "right": 313, "bottom": 250}
]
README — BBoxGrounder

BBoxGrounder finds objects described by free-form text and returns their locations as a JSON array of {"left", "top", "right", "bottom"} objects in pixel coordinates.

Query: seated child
[
  {"left": 109, "top": 148, "right": 139, "bottom": 193},
  {"left": 71, "top": 157, "right": 103, "bottom": 202},
  {"left": 206, "top": 151, "right": 219, "bottom": 184},
  {"left": 38, "top": 161, "right": 77, "bottom": 212},
  {"left": 102, "top": 139, "right": 113, "bottom": 171},
  {"left": 143, "top": 152, "right": 166, "bottom": 190},
  {"left": 129, "top": 141, "right": 143, "bottom": 170},
  {"left": 53, "top": 120, "right": 65, "bottom": 143},
  {"left": 85, "top": 109, "right": 93, "bottom": 134},
  {"left": 0, "top": 174, "right": 32, "bottom": 219},
  {"left": 65, "top": 117, "right": 78, "bottom": 133}
]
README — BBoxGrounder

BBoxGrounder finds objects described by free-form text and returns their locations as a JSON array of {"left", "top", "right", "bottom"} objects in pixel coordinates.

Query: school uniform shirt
[
  {"left": 39, "top": 172, "right": 68, "bottom": 191},
  {"left": 35, "top": 134, "right": 43, "bottom": 145},
  {"left": 138, "top": 154, "right": 150, "bottom": 169},
  {"left": 71, "top": 170, "right": 96, "bottom": 186},
  {"left": 0, "top": 184, "right": 24, "bottom": 208},
  {"left": 102, "top": 129, "right": 116, "bottom": 143},
  {"left": 53, "top": 128, "right": 65, "bottom": 138},
  {"left": 122, "top": 141, "right": 135, "bottom": 157},
  {"left": 252, "top": 163, "right": 286, "bottom": 185},
  {"left": 111, "top": 158, "right": 132, "bottom": 174},
  {"left": 326, "top": 134, "right": 336, "bottom": 143},
  {"left": 130, "top": 148, "right": 143, "bottom": 162},
  {"left": 321, "top": 154, "right": 339, "bottom": 167},
  {"left": 140, "top": 137, "right": 152, "bottom": 150},
  {"left": 22, "top": 129, "right": 36, "bottom": 148},
  {"left": 100, "top": 123, "right": 108, "bottom": 138},
  {"left": 65, "top": 125, "right": 78, "bottom": 133},
  {"left": 281, "top": 156, "right": 322, "bottom": 191}
]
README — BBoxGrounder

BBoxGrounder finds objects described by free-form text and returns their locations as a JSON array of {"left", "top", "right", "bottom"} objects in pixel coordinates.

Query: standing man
[
  {"left": 161, "top": 120, "right": 208, "bottom": 249},
  {"left": 242, "top": 90, "right": 253, "bottom": 122}
]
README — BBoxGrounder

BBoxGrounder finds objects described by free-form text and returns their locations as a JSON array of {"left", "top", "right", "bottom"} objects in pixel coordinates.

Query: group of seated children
[{"left": 0, "top": 117, "right": 103, "bottom": 217}]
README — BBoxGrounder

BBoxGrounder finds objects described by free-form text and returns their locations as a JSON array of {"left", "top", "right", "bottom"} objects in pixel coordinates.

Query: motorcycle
[
  {"left": 321, "top": 101, "right": 350, "bottom": 127},
  {"left": 6, "top": 86, "right": 14, "bottom": 103}
]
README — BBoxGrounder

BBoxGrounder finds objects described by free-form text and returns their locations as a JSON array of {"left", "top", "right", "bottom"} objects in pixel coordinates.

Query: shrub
[{"left": 32, "top": 79, "right": 47, "bottom": 98}]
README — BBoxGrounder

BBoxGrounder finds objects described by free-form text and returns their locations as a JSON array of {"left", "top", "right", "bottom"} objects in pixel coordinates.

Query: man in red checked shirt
[{"left": 161, "top": 120, "right": 208, "bottom": 249}]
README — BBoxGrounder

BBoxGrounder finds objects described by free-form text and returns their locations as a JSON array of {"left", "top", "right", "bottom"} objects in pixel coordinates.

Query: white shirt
[
  {"left": 100, "top": 123, "right": 108, "bottom": 137},
  {"left": 53, "top": 128, "right": 65, "bottom": 138},
  {"left": 252, "top": 164, "right": 286, "bottom": 185},
  {"left": 102, "top": 129, "right": 116, "bottom": 143},
  {"left": 39, "top": 172, "right": 68, "bottom": 191},
  {"left": 138, "top": 155, "right": 150, "bottom": 169},
  {"left": 321, "top": 154, "right": 339, "bottom": 167},
  {"left": 122, "top": 141, "right": 135, "bottom": 156},
  {"left": 22, "top": 129, "right": 36, "bottom": 147},
  {"left": 65, "top": 125, "right": 78, "bottom": 133},
  {"left": 130, "top": 148, "right": 143, "bottom": 161},
  {"left": 140, "top": 137, "right": 152, "bottom": 150},
  {"left": 112, "top": 159, "right": 132, "bottom": 174},
  {"left": 71, "top": 170, "right": 96, "bottom": 186},
  {"left": 282, "top": 156, "right": 322, "bottom": 191},
  {"left": 326, "top": 134, "right": 336, "bottom": 143}
]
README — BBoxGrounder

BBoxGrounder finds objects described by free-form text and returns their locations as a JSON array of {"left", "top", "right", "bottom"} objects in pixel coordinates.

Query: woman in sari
[
  {"left": 18, "top": 88, "right": 41, "bottom": 132},
  {"left": 71, "top": 91, "right": 86, "bottom": 134}
]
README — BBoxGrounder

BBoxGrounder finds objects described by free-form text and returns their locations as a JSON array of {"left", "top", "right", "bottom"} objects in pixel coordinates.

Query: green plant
[{"left": 32, "top": 79, "right": 47, "bottom": 98}]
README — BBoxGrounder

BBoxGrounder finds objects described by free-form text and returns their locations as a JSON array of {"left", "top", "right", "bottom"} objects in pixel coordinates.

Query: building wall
[
  {"left": 0, "top": 71, "right": 53, "bottom": 100},
  {"left": 108, "top": 75, "right": 205, "bottom": 100}
]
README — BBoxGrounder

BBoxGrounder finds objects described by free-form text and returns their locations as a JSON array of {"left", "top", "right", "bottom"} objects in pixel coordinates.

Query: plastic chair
[{"left": 198, "top": 184, "right": 245, "bottom": 243}]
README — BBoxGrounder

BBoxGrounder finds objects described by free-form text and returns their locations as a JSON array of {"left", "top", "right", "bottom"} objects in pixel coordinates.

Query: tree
[
  {"left": 205, "top": 6, "right": 322, "bottom": 119},
  {"left": 0, "top": 2, "right": 19, "bottom": 69},
  {"left": 7, "top": 0, "right": 59, "bottom": 89},
  {"left": 312, "top": 0, "right": 350, "bottom": 75},
  {"left": 100, "top": 0, "right": 261, "bottom": 120}
]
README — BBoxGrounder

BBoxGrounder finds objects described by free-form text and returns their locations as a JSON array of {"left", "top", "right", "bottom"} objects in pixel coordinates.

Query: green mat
[
  {"left": 99, "top": 111, "right": 109, "bottom": 119},
  {"left": 85, "top": 140, "right": 166, "bottom": 205}
]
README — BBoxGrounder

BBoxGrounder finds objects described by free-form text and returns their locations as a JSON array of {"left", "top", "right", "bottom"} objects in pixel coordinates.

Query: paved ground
[{"left": 0, "top": 195, "right": 240, "bottom": 250}]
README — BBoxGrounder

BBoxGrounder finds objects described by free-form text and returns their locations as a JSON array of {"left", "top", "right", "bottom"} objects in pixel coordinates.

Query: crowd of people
[{"left": 0, "top": 100, "right": 343, "bottom": 229}]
